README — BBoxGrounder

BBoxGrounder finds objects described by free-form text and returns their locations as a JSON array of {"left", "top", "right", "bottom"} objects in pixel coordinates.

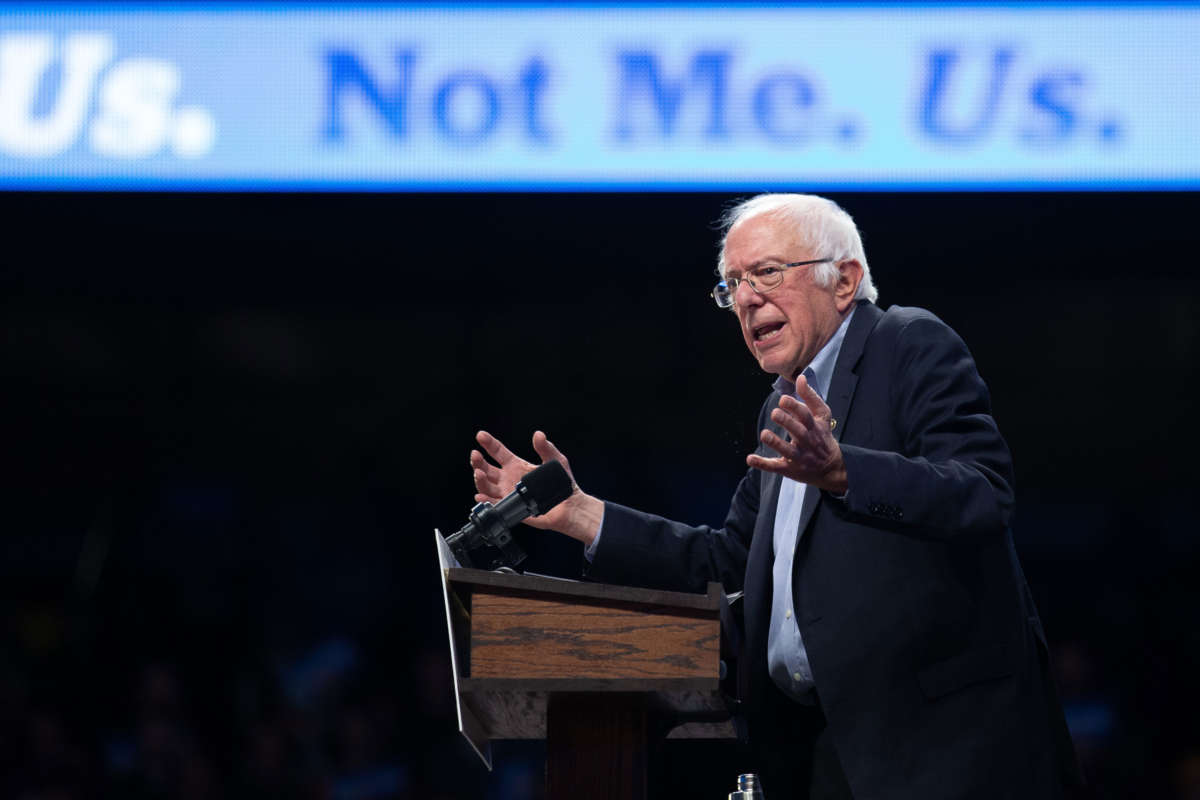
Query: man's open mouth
[{"left": 753, "top": 322, "right": 785, "bottom": 341}]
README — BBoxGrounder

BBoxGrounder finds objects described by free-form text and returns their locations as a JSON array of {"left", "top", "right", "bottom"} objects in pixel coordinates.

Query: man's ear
[{"left": 835, "top": 259, "right": 864, "bottom": 312}]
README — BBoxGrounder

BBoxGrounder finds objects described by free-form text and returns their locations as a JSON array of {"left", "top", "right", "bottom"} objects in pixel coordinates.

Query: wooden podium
[{"left": 436, "top": 533, "right": 735, "bottom": 800}]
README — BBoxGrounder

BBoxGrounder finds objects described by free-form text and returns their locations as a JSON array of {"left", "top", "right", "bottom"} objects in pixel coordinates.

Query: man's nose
[{"left": 735, "top": 279, "right": 763, "bottom": 308}]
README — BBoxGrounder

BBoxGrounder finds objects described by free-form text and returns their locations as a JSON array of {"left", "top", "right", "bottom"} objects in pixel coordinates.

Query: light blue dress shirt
[{"left": 766, "top": 307, "right": 855, "bottom": 702}]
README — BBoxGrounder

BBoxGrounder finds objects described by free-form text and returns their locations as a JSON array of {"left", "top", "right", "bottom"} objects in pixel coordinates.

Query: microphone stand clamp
[{"left": 444, "top": 501, "right": 528, "bottom": 571}]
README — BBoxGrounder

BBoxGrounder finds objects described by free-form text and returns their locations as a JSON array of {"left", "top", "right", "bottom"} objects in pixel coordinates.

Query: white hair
[{"left": 717, "top": 193, "right": 878, "bottom": 304}]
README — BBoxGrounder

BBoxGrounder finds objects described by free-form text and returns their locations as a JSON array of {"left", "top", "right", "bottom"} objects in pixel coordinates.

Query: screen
[{"left": 1, "top": 2, "right": 1197, "bottom": 190}]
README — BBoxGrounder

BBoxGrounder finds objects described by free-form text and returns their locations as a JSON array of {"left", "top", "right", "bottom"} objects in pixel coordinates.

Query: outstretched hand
[
  {"left": 747, "top": 374, "right": 848, "bottom": 495},
  {"left": 470, "top": 430, "right": 603, "bottom": 544}
]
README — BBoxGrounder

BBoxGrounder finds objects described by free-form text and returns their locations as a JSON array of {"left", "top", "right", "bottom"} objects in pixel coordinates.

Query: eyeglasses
[{"left": 711, "top": 258, "right": 832, "bottom": 309}]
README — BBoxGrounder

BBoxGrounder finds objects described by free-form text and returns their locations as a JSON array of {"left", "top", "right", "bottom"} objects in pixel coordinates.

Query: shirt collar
[{"left": 771, "top": 305, "right": 857, "bottom": 400}]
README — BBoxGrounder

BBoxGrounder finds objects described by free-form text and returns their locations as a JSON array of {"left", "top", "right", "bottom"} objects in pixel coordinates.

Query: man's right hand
[{"left": 470, "top": 430, "right": 604, "bottom": 547}]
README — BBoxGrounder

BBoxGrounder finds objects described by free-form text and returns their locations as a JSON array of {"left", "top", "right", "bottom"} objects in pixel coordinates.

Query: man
[{"left": 469, "top": 194, "right": 1079, "bottom": 799}]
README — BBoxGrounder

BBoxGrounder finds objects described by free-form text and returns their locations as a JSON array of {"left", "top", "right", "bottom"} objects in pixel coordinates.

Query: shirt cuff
[
  {"left": 825, "top": 487, "right": 850, "bottom": 503},
  {"left": 583, "top": 506, "right": 606, "bottom": 562}
]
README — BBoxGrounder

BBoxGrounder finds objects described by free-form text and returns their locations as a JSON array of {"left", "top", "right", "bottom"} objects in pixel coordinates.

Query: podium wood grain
[{"left": 469, "top": 591, "right": 719, "bottom": 681}]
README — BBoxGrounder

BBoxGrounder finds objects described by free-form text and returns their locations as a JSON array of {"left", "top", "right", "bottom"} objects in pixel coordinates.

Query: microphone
[{"left": 445, "top": 460, "right": 573, "bottom": 570}]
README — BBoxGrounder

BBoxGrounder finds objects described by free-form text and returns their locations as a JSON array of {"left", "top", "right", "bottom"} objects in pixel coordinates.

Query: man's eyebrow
[
  {"left": 724, "top": 261, "right": 772, "bottom": 280},
  {"left": 741, "top": 259, "right": 785, "bottom": 272},
  {"left": 725, "top": 258, "right": 786, "bottom": 279}
]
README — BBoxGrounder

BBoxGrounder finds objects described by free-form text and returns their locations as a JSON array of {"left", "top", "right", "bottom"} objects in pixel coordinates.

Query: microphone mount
[{"left": 446, "top": 498, "right": 528, "bottom": 571}]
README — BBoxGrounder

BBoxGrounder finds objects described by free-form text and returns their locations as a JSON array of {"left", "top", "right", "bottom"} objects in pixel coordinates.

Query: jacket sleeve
[{"left": 836, "top": 314, "right": 1016, "bottom": 540}]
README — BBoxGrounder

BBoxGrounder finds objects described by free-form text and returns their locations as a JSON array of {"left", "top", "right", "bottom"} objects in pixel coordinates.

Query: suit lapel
[
  {"left": 795, "top": 301, "right": 882, "bottom": 535},
  {"left": 750, "top": 389, "right": 785, "bottom": 566},
  {"left": 826, "top": 301, "right": 880, "bottom": 443}
]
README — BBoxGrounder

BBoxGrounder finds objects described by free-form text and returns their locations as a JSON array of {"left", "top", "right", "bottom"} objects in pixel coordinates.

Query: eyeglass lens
[{"left": 713, "top": 282, "right": 734, "bottom": 307}]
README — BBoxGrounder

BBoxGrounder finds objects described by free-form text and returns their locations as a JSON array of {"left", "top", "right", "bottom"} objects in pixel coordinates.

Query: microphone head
[{"left": 519, "top": 460, "right": 573, "bottom": 515}]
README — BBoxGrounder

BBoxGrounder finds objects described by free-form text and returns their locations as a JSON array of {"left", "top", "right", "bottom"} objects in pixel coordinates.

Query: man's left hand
[{"left": 747, "top": 374, "right": 849, "bottom": 495}]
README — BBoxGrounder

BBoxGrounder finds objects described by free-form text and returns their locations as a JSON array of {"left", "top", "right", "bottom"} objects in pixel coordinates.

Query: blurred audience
[{"left": 1, "top": 516, "right": 1195, "bottom": 799}]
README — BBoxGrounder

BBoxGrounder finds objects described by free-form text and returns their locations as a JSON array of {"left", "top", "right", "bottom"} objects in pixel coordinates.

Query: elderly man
[{"left": 469, "top": 194, "right": 1079, "bottom": 799}]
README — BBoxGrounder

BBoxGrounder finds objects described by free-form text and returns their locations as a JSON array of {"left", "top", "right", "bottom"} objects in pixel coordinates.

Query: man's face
[{"left": 722, "top": 212, "right": 847, "bottom": 380}]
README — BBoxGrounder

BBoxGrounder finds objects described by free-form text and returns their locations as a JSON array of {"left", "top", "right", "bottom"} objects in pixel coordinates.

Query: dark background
[{"left": 2, "top": 190, "right": 1199, "bottom": 798}]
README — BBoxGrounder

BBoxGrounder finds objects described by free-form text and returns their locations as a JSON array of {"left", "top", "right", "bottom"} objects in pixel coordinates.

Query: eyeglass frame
[{"left": 711, "top": 258, "right": 834, "bottom": 309}]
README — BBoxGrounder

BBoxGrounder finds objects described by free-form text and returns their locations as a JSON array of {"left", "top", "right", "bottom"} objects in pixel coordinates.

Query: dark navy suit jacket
[{"left": 588, "top": 302, "right": 1079, "bottom": 800}]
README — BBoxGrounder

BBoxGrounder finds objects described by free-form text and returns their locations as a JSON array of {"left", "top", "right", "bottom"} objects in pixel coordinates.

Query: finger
[
  {"left": 533, "top": 431, "right": 578, "bottom": 490},
  {"left": 747, "top": 453, "right": 789, "bottom": 474},
  {"left": 473, "top": 468, "right": 504, "bottom": 496},
  {"left": 470, "top": 455, "right": 504, "bottom": 494},
  {"left": 771, "top": 406, "right": 811, "bottom": 442},
  {"left": 531, "top": 430, "right": 561, "bottom": 461},
  {"left": 470, "top": 470, "right": 504, "bottom": 501},
  {"left": 795, "top": 376, "right": 831, "bottom": 418},
  {"left": 760, "top": 428, "right": 798, "bottom": 460},
  {"left": 476, "top": 430, "right": 517, "bottom": 466},
  {"left": 778, "top": 394, "right": 816, "bottom": 427},
  {"left": 470, "top": 449, "right": 499, "bottom": 478},
  {"left": 531, "top": 429, "right": 572, "bottom": 472}
]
